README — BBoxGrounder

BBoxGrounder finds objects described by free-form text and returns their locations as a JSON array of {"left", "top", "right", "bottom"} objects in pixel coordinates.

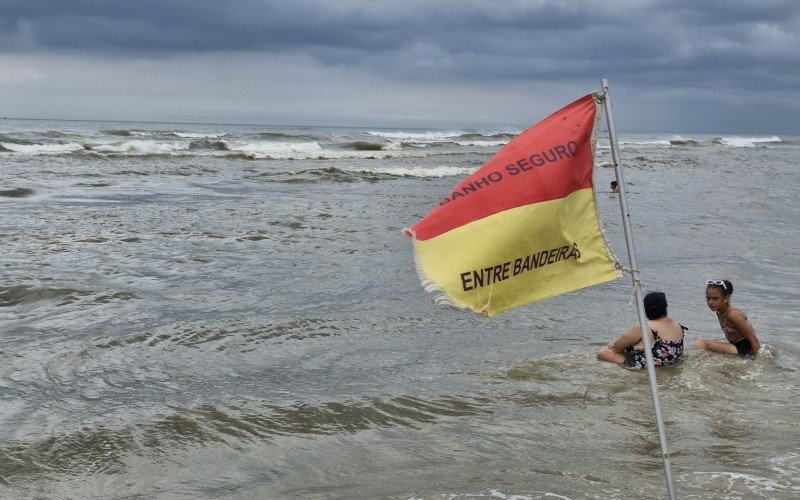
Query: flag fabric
[{"left": 403, "top": 93, "right": 621, "bottom": 317}]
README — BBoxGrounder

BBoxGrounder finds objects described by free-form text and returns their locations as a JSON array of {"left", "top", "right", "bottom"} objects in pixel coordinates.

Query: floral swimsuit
[{"left": 625, "top": 328, "right": 685, "bottom": 369}]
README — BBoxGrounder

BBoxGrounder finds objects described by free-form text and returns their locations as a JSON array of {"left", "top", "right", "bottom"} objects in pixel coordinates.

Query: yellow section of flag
[{"left": 412, "top": 188, "right": 619, "bottom": 316}]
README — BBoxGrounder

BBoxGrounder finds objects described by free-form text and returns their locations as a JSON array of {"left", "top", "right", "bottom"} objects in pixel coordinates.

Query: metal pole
[{"left": 599, "top": 78, "right": 677, "bottom": 500}]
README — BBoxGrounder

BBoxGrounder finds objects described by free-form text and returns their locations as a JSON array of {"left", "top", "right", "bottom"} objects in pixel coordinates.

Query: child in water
[{"left": 695, "top": 279, "right": 760, "bottom": 356}]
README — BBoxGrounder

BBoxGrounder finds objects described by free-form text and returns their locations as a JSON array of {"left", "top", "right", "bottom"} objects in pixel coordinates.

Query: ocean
[{"left": 1, "top": 117, "right": 799, "bottom": 499}]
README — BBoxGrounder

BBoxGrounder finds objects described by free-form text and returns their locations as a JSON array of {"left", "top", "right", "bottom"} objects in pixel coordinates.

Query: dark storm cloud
[
  {"left": 1, "top": 1, "right": 798, "bottom": 131},
  {"left": 4, "top": 1, "right": 798, "bottom": 86},
  {"left": 2, "top": 0, "right": 417, "bottom": 52}
]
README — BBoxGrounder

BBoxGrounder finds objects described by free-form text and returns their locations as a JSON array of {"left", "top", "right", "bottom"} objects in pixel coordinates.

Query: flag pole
[{"left": 599, "top": 78, "right": 677, "bottom": 499}]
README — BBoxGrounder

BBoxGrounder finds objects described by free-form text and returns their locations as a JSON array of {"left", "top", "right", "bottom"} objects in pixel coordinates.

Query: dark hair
[
  {"left": 707, "top": 279, "right": 733, "bottom": 297},
  {"left": 643, "top": 291, "right": 668, "bottom": 319},
  {"left": 610, "top": 180, "right": 618, "bottom": 188}
]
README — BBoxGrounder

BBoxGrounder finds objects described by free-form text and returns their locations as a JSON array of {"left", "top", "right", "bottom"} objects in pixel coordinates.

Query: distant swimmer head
[
  {"left": 706, "top": 279, "right": 733, "bottom": 296},
  {"left": 643, "top": 291, "right": 668, "bottom": 319}
]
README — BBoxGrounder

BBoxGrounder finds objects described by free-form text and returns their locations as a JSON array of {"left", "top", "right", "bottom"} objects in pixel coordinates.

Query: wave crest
[
  {"left": 0, "top": 142, "right": 85, "bottom": 154},
  {"left": 0, "top": 187, "right": 35, "bottom": 198},
  {"left": 0, "top": 285, "right": 89, "bottom": 307},
  {"left": 713, "top": 135, "right": 782, "bottom": 148}
]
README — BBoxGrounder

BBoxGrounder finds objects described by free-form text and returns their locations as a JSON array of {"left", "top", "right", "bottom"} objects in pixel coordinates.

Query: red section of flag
[{"left": 409, "top": 94, "right": 597, "bottom": 241}]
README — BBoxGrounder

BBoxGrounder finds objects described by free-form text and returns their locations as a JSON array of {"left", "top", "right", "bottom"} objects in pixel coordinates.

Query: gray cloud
[{"left": 1, "top": 0, "right": 798, "bottom": 132}]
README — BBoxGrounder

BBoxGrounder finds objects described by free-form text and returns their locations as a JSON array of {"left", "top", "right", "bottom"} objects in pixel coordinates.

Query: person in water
[
  {"left": 596, "top": 291, "right": 686, "bottom": 368},
  {"left": 695, "top": 279, "right": 760, "bottom": 356},
  {"left": 610, "top": 180, "right": 619, "bottom": 193}
]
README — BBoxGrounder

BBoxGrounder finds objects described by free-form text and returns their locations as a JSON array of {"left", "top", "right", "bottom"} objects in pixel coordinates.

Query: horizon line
[{"left": 0, "top": 116, "right": 793, "bottom": 137}]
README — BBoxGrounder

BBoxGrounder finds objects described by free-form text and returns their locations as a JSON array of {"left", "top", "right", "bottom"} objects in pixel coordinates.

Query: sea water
[{"left": 1, "top": 119, "right": 799, "bottom": 498}]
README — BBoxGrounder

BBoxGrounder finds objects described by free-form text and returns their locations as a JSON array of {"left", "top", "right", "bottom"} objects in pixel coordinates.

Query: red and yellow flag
[{"left": 404, "top": 94, "right": 620, "bottom": 316}]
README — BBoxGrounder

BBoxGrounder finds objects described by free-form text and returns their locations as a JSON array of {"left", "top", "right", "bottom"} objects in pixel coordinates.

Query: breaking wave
[
  {"left": 367, "top": 130, "right": 516, "bottom": 148},
  {"left": 1, "top": 122, "right": 793, "bottom": 161},
  {"left": 88, "top": 140, "right": 189, "bottom": 154},
  {"left": 616, "top": 135, "right": 787, "bottom": 149},
  {"left": 257, "top": 132, "right": 320, "bottom": 141},
  {"left": 713, "top": 135, "right": 783, "bottom": 148},
  {"left": 189, "top": 139, "right": 230, "bottom": 151},
  {"left": 168, "top": 131, "right": 226, "bottom": 139},
  {"left": 77, "top": 140, "right": 418, "bottom": 159},
  {"left": 367, "top": 130, "right": 465, "bottom": 141},
  {"left": 668, "top": 137, "right": 700, "bottom": 146},
  {"left": 102, "top": 129, "right": 225, "bottom": 139},
  {"left": 348, "top": 165, "right": 476, "bottom": 178}
]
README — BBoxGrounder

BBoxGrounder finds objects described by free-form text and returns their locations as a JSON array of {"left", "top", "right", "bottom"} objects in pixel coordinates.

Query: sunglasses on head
[{"left": 706, "top": 279, "right": 727, "bottom": 290}]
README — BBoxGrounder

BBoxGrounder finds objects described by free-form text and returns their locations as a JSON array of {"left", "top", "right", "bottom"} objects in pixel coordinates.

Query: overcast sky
[{"left": 1, "top": 0, "right": 798, "bottom": 133}]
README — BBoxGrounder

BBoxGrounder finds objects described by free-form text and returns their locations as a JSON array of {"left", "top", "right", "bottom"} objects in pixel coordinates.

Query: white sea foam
[
  {"left": 227, "top": 140, "right": 321, "bottom": 155},
  {"left": 257, "top": 150, "right": 427, "bottom": 160},
  {"left": 367, "top": 130, "right": 463, "bottom": 141},
  {"left": 619, "top": 139, "right": 672, "bottom": 146},
  {"left": 717, "top": 135, "right": 782, "bottom": 148},
  {"left": 171, "top": 132, "right": 225, "bottom": 139},
  {"left": 426, "top": 490, "right": 570, "bottom": 500},
  {"left": 368, "top": 131, "right": 514, "bottom": 148},
  {"left": 225, "top": 140, "right": 428, "bottom": 159},
  {"left": 690, "top": 471, "right": 785, "bottom": 494},
  {"left": 351, "top": 165, "right": 476, "bottom": 178},
  {"left": 225, "top": 140, "right": 356, "bottom": 159},
  {"left": 454, "top": 140, "right": 507, "bottom": 147},
  {"left": 770, "top": 452, "right": 800, "bottom": 477},
  {"left": 0, "top": 142, "right": 85, "bottom": 154},
  {"left": 92, "top": 140, "right": 189, "bottom": 154}
]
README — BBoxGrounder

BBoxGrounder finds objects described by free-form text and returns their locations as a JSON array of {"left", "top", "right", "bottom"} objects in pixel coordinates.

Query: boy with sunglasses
[{"left": 696, "top": 279, "right": 760, "bottom": 356}]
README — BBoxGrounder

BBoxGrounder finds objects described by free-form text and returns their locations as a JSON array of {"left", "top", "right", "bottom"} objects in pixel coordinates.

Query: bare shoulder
[
  {"left": 727, "top": 307, "right": 748, "bottom": 322},
  {"left": 653, "top": 317, "right": 684, "bottom": 339},
  {"left": 651, "top": 317, "right": 681, "bottom": 329}
]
